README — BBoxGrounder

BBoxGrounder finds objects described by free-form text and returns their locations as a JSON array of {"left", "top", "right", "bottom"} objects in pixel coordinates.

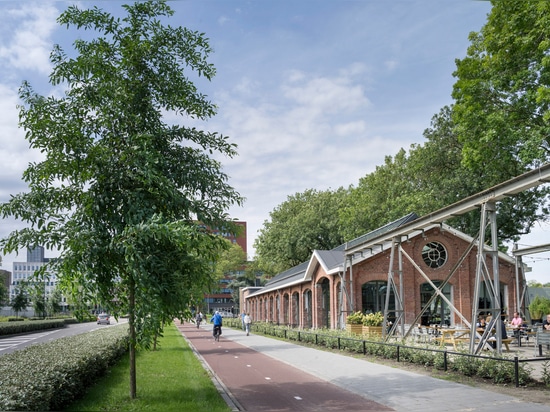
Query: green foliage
[
  {"left": 346, "top": 311, "right": 365, "bottom": 325},
  {"left": 450, "top": 353, "right": 480, "bottom": 376},
  {"left": 213, "top": 240, "right": 247, "bottom": 281},
  {"left": 254, "top": 188, "right": 348, "bottom": 275},
  {"left": 10, "top": 289, "right": 28, "bottom": 318},
  {"left": 0, "top": 0, "right": 242, "bottom": 398},
  {"left": 246, "top": 321, "right": 538, "bottom": 386},
  {"left": 64, "top": 324, "right": 230, "bottom": 412},
  {"left": 528, "top": 280, "right": 544, "bottom": 288},
  {"left": 0, "top": 319, "right": 65, "bottom": 336},
  {"left": 0, "top": 324, "right": 129, "bottom": 411},
  {"left": 529, "top": 296, "right": 550, "bottom": 320},
  {"left": 453, "top": 1, "right": 550, "bottom": 173},
  {"left": 363, "top": 311, "right": 384, "bottom": 326},
  {"left": 541, "top": 361, "right": 550, "bottom": 387}
]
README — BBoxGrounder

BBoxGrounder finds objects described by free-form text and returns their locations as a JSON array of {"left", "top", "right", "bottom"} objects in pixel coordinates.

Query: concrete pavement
[{"left": 177, "top": 321, "right": 550, "bottom": 412}]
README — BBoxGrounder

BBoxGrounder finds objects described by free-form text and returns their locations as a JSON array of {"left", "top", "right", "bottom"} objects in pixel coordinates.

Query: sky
[{"left": 0, "top": 0, "right": 548, "bottom": 283}]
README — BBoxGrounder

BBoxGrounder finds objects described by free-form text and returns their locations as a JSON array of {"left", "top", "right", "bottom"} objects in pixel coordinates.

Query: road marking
[
  {"left": 294, "top": 396, "right": 303, "bottom": 400},
  {"left": 265, "top": 377, "right": 271, "bottom": 380},
  {"left": 0, "top": 330, "right": 58, "bottom": 352}
]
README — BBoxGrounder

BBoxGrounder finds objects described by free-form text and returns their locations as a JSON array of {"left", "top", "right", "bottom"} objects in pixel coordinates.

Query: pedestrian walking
[
  {"left": 241, "top": 311, "right": 246, "bottom": 331},
  {"left": 244, "top": 313, "right": 252, "bottom": 336}
]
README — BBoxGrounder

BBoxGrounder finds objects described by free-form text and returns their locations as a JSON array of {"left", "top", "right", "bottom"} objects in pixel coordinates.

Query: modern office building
[{"left": 10, "top": 246, "right": 65, "bottom": 309}]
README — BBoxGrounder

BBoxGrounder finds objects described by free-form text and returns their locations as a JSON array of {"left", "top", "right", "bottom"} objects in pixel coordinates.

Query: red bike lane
[{"left": 176, "top": 321, "right": 393, "bottom": 412}]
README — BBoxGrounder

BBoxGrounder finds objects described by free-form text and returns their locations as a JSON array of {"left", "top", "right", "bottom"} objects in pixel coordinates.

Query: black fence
[{"left": 225, "top": 318, "right": 550, "bottom": 388}]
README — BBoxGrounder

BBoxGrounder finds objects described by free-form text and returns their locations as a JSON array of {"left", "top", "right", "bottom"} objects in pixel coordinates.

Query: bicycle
[{"left": 213, "top": 325, "right": 221, "bottom": 342}]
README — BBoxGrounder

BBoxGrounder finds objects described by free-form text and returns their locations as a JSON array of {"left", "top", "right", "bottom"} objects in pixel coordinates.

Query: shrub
[
  {"left": 0, "top": 324, "right": 129, "bottom": 411},
  {"left": 0, "top": 319, "right": 65, "bottom": 336},
  {"left": 346, "top": 311, "right": 364, "bottom": 325},
  {"left": 363, "top": 312, "right": 384, "bottom": 326}
]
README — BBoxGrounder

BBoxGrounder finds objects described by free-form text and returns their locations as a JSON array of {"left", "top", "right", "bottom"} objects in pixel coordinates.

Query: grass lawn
[{"left": 64, "top": 323, "right": 231, "bottom": 412}]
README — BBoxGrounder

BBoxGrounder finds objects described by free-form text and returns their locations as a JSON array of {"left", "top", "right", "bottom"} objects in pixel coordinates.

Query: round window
[{"left": 422, "top": 242, "right": 447, "bottom": 268}]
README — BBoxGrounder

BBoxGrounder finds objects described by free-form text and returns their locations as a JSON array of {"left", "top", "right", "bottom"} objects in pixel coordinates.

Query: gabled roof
[
  {"left": 345, "top": 212, "right": 418, "bottom": 250},
  {"left": 247, "top": 213, "right": 418, "bottom": 298}
]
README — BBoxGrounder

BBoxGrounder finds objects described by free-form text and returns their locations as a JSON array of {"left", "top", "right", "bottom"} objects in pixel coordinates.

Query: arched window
[
  {"left": 292, "top": 292, "right": 300, "bottom": 327},
  {"left": 319, "top": 278, "right": 331, "bottom": 328},
  {"left": 303, "top": 289, "right": 312, "bottom": 329}
]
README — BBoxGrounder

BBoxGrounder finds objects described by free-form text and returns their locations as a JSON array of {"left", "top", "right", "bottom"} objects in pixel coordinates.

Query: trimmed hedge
[
  {"left": 0, "top": 324, "right": 129, "bottom": 411},
  {"left": 0, "top": 319, "right": 66, "bottom": 336}
]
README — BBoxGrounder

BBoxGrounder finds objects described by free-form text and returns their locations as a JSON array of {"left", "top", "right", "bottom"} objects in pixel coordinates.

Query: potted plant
[
  {"left": 346, "top": 311, "right": 365, "bottom": 334},
  {"left": 529, "top": 296, "right": 550, "bottom": 323},
  {"left": 363, "top": 311, "right": 384, "bottom": 336}
]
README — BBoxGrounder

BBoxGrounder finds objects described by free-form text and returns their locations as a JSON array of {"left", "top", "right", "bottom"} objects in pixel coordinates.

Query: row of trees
[
  {"left": 3, "top": 283, "right": 63, "bottom": 319},
  {"left": 254, "top": 1, "right": 550, "bottom": 277}
]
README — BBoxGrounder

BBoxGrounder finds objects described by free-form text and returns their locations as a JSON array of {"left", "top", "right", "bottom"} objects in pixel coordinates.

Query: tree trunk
[{"left": 129, "top": 276, "right": 137, "bottom": 399}]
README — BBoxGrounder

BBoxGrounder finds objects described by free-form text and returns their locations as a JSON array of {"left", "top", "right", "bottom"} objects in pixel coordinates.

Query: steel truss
[{"left": 344, "top": 164, "right": 550, "bottom": 354}]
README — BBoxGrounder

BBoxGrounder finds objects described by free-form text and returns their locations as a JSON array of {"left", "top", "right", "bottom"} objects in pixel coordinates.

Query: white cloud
[
  {"left": 0, "top": 3, "right": 58, "bottom": 75},
  {"left": 1, "top": 1, "right": 547, "bottom": 284}
]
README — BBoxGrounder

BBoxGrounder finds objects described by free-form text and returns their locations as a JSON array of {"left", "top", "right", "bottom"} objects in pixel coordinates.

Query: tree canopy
[
  {"left": 254, "top": 188, "right": 348, "bottom": 276},
  {"left": 452, "top": 0, "right": 550, "bottom": 176},
  {"left": 255, "top": 1, "right": 550, "bottom": 274},
  {"left": 0, "top": 0, "right": 242, "bottom": 398}
]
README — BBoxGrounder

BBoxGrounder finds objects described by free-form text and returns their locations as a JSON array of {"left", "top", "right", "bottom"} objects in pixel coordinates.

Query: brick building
[
  {"left": 204, "top": 221, "right": 247, "bottom": 315},
  {"left": 242, "top": 214, "right": 520, "bottom": 332}
]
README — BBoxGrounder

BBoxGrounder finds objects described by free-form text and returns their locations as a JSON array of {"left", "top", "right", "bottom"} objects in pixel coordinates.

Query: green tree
[
  {"left": 213, "top": 240, "right": 247, "bottom": 281},
  {"left": 340, "top": 149, "right": 416, "bottom": 241},
  {"left": 10, "top": 288, "right": 28, "bottom": 318},
  {"left": 0, "top": 1, "right": 241, "bottom": 398},
  {"left": 451, "top": 1, "right": 550, "bottom": 240},
  {"left": 254, "top": 188, "right": 348, "bottom": 275},
  {"left": 452, "top": 0, "right": 550, "bottom": 176},
  {"left": 211, "top": 239, "right": 248, "bottom": 310},
  {"left": 342, "top": 105, "right": 547, "bottom": 244},
  {"left": 27, "top": 282, "right": 47, "bottom": 319},
  {"left": 46, "top": 288, "right": 63, "bottom": 317},
  {"left": 0, "top": 284, "right": 7, "bottom": 307},
  {"left": 0, "top": 273, "right": 8, "bottom": 307},
  {"left": 528, "top": 280, "right": 544, "bottom": 288}
]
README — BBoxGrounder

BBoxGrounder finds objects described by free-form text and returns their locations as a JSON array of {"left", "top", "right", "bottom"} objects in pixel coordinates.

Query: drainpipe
[{"left": 349, "top": 255, "right": 354, "bottom": 312}]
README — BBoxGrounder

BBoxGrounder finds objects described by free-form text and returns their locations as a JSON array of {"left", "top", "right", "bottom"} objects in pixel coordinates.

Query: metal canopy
[
  {"left": 343, "top": 163, "right": 550, "bottom": 354},
  {"left": 345, "top": 163, "right": 550, "bottom": 257}
]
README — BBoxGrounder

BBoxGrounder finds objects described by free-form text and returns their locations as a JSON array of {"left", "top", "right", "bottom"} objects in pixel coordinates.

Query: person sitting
[
  {"left": 543, "top": 314, "right": 550, "bottom": 331},
  {"left": 476, "top": 315, "right": 486, "bottom": 330},
  {"left": 509, "top": 311, "right": 524, "bottom": 342},
  {"left": 509, "top": 312, "right": 523, "bottom": 327}
]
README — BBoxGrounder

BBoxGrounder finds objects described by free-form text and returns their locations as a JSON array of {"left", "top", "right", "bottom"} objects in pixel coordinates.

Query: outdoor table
[{"left": 435, "top": 328, "right": 470, "bottom": 350}]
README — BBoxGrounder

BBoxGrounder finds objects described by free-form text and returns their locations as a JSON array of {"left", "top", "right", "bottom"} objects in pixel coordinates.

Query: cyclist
[
  {"left": 211, "top": 311, "right": 223, "bottom": 340},
  {"left": 195, "top": 311, "right": 202, "bottom": 328}
]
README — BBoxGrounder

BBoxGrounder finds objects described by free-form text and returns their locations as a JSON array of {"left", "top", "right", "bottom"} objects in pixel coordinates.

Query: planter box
[
  {"left": 346, "top": 324, "right": 363, "bottom": 335},
  {"left": 363, "top": 326, "right": 383, "bottom": 336}
]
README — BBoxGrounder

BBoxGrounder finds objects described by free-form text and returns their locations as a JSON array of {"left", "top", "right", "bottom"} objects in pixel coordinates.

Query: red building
[{"left": 204, "top": 221, "right": 247, "bottom": 315}]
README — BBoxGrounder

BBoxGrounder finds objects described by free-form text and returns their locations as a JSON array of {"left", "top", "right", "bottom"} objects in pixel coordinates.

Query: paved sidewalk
[{"left": 176, "top": 321, "right": 550, "bottom": 412}]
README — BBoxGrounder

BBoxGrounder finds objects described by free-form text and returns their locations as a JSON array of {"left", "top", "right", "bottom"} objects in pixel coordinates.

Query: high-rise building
[{"left": 10, "top": 246, "right": 64, "bottom": 309}]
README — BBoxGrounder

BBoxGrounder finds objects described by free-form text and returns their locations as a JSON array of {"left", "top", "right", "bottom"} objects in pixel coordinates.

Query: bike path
[{"left": 176, "top": 321, "right": 550, "bottom": 412}]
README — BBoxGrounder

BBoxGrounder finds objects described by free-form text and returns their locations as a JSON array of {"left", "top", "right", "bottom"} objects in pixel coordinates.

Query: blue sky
[{"left": 0, "top": 0, "right": 548, "bottom": 283}]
